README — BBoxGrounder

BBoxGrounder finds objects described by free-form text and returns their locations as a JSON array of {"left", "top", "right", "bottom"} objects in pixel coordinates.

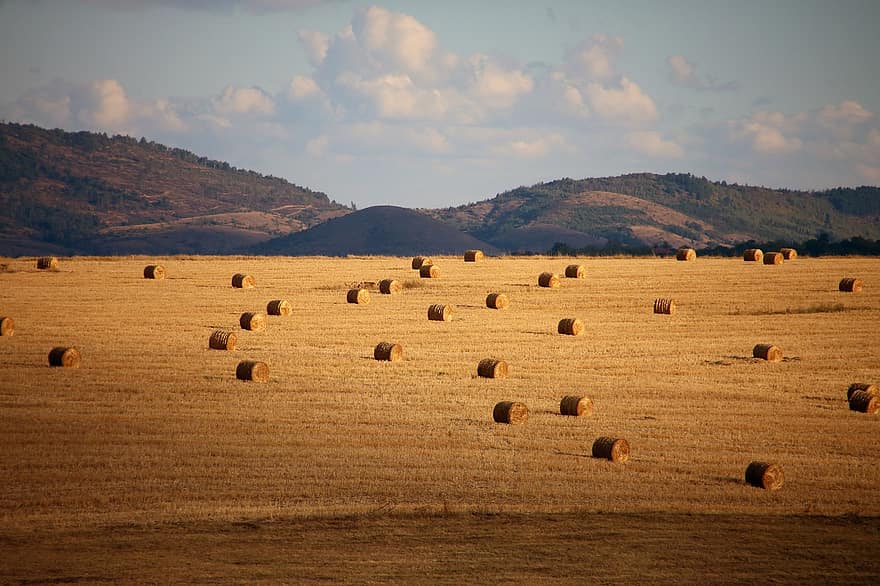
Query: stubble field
[{"left": 1, "top": 254, "right": 879, "bottom": 583}]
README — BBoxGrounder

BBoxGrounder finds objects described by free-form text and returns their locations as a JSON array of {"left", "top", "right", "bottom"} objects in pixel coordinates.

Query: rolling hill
[
  {"left": 2, "top": 122, "right": 879, "bottom": 256},
  {"left": 254, "top": 205, "right": 497, "bottom": 256},
  {"left": 0, "top": 122, "right": 350, "bottom": 255},
  {"left": 424, "top": 174, "right": 880, "bottom": 251}
]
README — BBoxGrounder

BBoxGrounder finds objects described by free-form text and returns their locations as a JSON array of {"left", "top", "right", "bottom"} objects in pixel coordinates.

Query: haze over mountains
[{"left": 2, "top": 122, "right": 879, "bottom": 257}]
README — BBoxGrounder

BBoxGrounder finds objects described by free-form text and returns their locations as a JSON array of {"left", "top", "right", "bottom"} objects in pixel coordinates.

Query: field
[{"left": 1, "top": 255, "right": 879, "bottom": 583}]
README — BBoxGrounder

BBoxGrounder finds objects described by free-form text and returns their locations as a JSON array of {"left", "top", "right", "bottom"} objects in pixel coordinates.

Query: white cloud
[
  {"left": 351, "top": 6, "right": 436, "bottom": 74},
  {"left": 586, "top": 77, "right": 657, "bottom": 125},
  {"left": 566, "top": 35, "right": 624, "bottom": 81},
  {"left": 490, "top": 133, "right": 565, "bottom": 158},
  {"left": 213, "top": 85, "right": 275, "bottom": 116},
  {"left": 297, "top": 30, "right": 329, "bottom": 67},
  {"left": 74, "top": 79, "right": 130, "bottom": 129},
  {"left": 287, "top": 75, "right": 320, "bottom": 100},
  {"left": 666, "top": 54, "right": 739, "bottom": 92},
  {"left": 729, "top": 110, "right": 804, "bottom": 155},
  {"left": 625, "top": 131, "right": 684, "bottom": 158}
]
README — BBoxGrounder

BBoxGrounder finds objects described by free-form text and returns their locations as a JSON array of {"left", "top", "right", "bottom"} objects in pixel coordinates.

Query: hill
[
  {"left": 425, "top": 174, "right": 880, "bottom": 251},
  {"left": 0, "top": 122, "right": 350, "bottom": 255},
  {"left": 253, "top": 205, "right": 497, "bottom": 256}
]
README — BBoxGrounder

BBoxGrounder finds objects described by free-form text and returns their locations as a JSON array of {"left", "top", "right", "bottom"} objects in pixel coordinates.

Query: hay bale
[
  {"left": 427, "top": 303, "right": 452, "bottom": 321},
  {"left": 464, "top": 249, "right": 484, "bottom": 262},
  {"left": 0, "top": 316, "right": 14, "bottom": 336},
  {"left": 236, "top": 360, "right": 268, "bottom": 382},
  {"left": 557, "top": 318, "right": 584, "bottom": 336},
  {"left": 485, "top": 293, "right": 509, "bottom": 309},
  {"left": 592, "top": 437, "right": 629, "bottom": 462},
  {"left": 753, "top": 343, "right": 782, "bottom": 362},
  {"left": 239, "top": 311, "right": 267, "bottom": 331},
  {"left": 48, "top": 346, "right": 80, "bottom": 368},
  {"left": 477, "top": 358, "right": 507, "bottom": 379},
  {"left": 143, "top": 264, "right": 166, "bottom": 279},
  {"left": 209, "top": 330, "right": 236, "bottom": 351},
  {"left": 379, "top": 279, "right": 402, "bottom": 294},
  {"left": 849, "top": 391, "right": 880, "bottom": 414},
  {"left": 743, "top": 249, "right": 764, "bottom": 262},
  {"left": 846, "top": 382, "right": 878, "bottom": 401},
  {"left": 419, "top": 264, "right": 440, "bottom": 278},
  {"left": 560, "top": 395, "right": 593, "bottom": 417},
  {"left": 745, "top": 461, "right": 784, "bottom": 490},
  {"left": 374, "top": 341, "right": 403, "bottom": 362},
  {"left": 763, "top": 252, "right": 784, "bottom": 265},
  {"left": 538, "top": 272, "right": 560, "bottom": 288},
  {"left": 780, "top": 247, "right": 797, "bottom": 260},
  {"left": 653, "top": 298, "right": 676, "bottom": 315},
  {"left": 347, "top": 288, "right": 370, "bottom": 304},
  {"left": 565, "top": 264, "right": 586, "bottom": 278},
  {"left": 493, "top": 401, "right": 528, "bottom": 424},
  {"left": 231, "top": 273, "right": 255, "bottom": 288},
  {"left": 266, "top": 299, "right": 291, "bottom": 316},
  {"left": 676, "top": 248, "right": 696, "bottom": 261},
  {"left": 411, "top": 256, "right": 432, "bottom": 269},
  {"left": 36, "top": 257, "right": 58, "bottom": 270},
  {"left": 839, "top": 277, "right": 862, "bottom": 293}
]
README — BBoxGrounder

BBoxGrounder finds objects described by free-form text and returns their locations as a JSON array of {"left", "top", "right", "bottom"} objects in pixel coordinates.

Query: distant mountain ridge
[{"left": 2, "top": 122, "right": 879, "bottom": 256}]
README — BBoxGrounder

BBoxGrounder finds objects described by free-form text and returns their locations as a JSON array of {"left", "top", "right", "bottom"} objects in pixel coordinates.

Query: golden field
[{"left": 1, "top": 254, "right": 879, "bottom": 583}]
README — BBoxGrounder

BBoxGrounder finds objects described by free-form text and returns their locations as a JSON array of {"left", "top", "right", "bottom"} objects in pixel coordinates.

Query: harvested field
[{"left": 1, "top": 255, "right": 879, "bottom": 582}]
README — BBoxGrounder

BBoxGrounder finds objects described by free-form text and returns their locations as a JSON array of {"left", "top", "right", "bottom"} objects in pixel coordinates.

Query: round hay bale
[
  {"left": 231, "top": 273, "right": 255, "bottom": 288},
  {"left": 557, "top": 318, "right": 584, "bottom": 336},
  {"left": 743, "top": 249, "right": 764, "bottom": 262},
  {"left": 560, "top": 395, "right": 593, "bottom": 417},
  {"left": 236, "top": 360, "right": 268, "bottom": 382},
  {"left": 209, "top": 330, "right": 236, "bottom": 351},
  {"left": 653, "top": 298, "right": 676, "bottom": 315},
  {"left": 464, "top": 249, "right": 484, "bottom": 262},
  {"left": 48, "top": 346, "right": 80, "bottom": 368},
  {"left": 266, "top": 299, "right": 291, "bottom": 316},
  {"left": 839, "top": 277, "right": 862, "bottom": 293},
  {"left": 379, "top": 279, "right": 402, "bottom": 294},
  {"left": 846, "top": 382, "right": 879, "bottom": 401},
  {"left": 419, "top": 264, "right": 440, "bottom": 278},
  {"left": 780, "top": 247, "right": 797, "bottom": 260},
  {"left": 346, "top": 288, "right": 370, "bottom": 304},
  {"left": 143, "top": 264, "right": 166, "bottom": 279},
  {"left": 427, "top": 303, "right": 452, "bottom": 321},
  {"left": 374, "top": 341, "right": 403, "bottom": 362},
  {"left": 763, "top": 252, "right": 784, "bottom": 265},
  {"left": 745, "top": 461, "right": 784, "bottom": 490},
  {"left": 538, "top": 272, "right": 560, "bottom": 288},
  {"left": 239, "top": 311, "right": 267, "bottom": 331},
  {"left": 0, "top": 316, "right": 14, "bottom": 336},
  {"left": 36, "top": 257, "right": 58, "bottom": 270},
  {"left": 849, "top": 390, "right": 880, "bottom": 414},
  {"left": 564, "top": 264, "right": 586, "bottom": 278},
  {"left": 493, "top": 401, "right": 528, "bottom": 424},
  {"left": 411, "top": 256, "right": 432, "bottom": 269},
  {"left": 485, "top": 293, "right": 509, "bottom": 309},
  {"left": 676, "top": 248, "right": 696, "bottom": 261},
  {"left": 592, "top": 437, "right": 629, "bottom": 463},
  {"left": 477, "top": 358, "right": 507, "bottom": 379},
  {"left": 753, "top": 343, "right": 782, "bottom": 362}
]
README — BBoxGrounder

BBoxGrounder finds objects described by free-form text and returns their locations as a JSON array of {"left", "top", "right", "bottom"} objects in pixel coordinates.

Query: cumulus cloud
[
  {"left": 351, "top": 6, "right": 436, "bottom": 73},
  {"left": 213, "top": 85, "right": 275, "bottom": 115},
  {"left": 297, "top": 30, "right": 329, "bottom": 67},
  {"left": 566, "top": 35, "right": 624, "bottom": 81},
  {"left": 625, "top": 131, "right": 684, "bottom": 158},
  {"left": 667, "top": 55, "right": 739, "bottom": 92},
  {"left": 586, "top": 78, "right": 658, "bottom": 126}
]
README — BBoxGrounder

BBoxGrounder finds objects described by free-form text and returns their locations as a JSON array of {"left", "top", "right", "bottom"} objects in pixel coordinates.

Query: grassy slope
[
  {"left": 0, "top": 122, "right": 350, "bottom": 252},
  {"left": 429, "top": 174, "right": 880, "bottom": 248}
]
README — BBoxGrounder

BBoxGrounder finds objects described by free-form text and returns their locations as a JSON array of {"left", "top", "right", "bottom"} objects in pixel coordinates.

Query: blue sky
[{"left": 2, "top": 0, "right": 879, "bottom": 208}]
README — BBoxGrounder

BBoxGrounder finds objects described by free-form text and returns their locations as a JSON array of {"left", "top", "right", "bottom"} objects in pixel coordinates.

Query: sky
[{"left": 1, "top": 0, "right": 879, "bottom": 208}]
